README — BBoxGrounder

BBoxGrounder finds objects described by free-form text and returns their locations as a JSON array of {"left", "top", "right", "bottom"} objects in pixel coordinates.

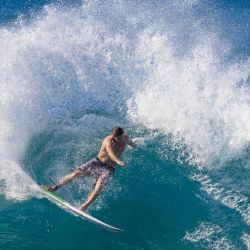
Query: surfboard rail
[{"left": 41, "top": 187, "right": 124, "bottom": 232}]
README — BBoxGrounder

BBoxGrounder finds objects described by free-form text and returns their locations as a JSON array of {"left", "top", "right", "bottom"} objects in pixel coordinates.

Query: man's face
[{"left": 114, "top": 135, "right": 123, "bottom": 141}]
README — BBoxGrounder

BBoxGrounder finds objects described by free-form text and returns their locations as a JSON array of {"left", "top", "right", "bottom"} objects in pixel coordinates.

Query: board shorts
[{"left": 77, "top": 157, "right": 115, "bottom": 182}]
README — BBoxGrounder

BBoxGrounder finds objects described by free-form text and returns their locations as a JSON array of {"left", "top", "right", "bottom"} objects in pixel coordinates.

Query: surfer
[{"left": 44, "top": 127, "right": 137, "bottom": 211}]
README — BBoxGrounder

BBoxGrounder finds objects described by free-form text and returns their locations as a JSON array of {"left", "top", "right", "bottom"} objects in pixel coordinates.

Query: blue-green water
[{"left": 0, "top": 0, "right": 249, "bottom": 249}]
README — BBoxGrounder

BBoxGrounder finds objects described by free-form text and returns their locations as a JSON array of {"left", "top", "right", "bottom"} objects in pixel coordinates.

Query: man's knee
[
  {"left": 98, "top": 174, "right": 111, "bottom": 186},
  {"left": 95, "top": 177, "right": 107, "bottom": 189}
]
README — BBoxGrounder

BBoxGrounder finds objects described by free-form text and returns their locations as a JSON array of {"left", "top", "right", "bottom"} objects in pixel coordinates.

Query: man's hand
[
  {"left": 128, "top": 138, "right": 137, "bottom": 148},
  {"left": 116, "top": 159, "right": 126, "bottom": 167}
]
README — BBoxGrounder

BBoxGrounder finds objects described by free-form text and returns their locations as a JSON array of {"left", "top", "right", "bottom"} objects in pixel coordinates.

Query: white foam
[
  {"left": 128, "top": 28, "right": 250, "bottom": 167},
  {"left": 0, "top": 160, "right": 40, "bottom": 200},
  {"left": 242, "top": 233, "right": 250, "bottom": 250},
  {"left": 191, "top": 173, "right": 250, "bottom": 225},
  {"left": 184, "top": 221, "right": 235, "bottom": 249}
]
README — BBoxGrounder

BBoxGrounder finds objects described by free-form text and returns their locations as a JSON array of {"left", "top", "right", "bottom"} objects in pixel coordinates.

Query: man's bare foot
[{"left": 42, "top": 185, "right": 59, "bottom": 192}]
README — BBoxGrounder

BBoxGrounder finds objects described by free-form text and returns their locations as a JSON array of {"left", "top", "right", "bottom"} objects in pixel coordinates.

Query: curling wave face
[
  {"left": 0, "top": 0, "right": 249, "bottom": 196},
  {"left": 0, "top": 0, "right": 249, "bottom": 248}
]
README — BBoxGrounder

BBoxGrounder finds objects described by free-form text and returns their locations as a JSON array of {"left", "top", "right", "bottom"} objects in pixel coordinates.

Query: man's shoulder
[
  {"left": 103, "top": 135, "right": 113, "bottom": 144},
  {"left": 123, "top": 134, "right": 129, "bottom": 142}
]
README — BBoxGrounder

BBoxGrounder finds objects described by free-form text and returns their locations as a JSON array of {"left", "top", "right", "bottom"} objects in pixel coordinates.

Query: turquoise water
[{"left": 0, "top": 0, "right": 249, "bottom": 249}]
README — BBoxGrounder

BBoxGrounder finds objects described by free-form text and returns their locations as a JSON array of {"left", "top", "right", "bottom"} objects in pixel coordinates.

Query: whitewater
[{"left": 0, "top": 0, "right": 249, "bottom": 249}]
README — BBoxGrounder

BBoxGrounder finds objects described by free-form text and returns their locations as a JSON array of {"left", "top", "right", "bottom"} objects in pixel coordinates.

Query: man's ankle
[{"left": 52, "top": 185, "right": 59, "bottom": 191}]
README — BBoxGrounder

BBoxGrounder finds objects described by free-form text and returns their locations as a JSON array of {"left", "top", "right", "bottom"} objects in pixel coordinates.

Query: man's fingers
[
  {"left": 120, "top": 161, "right": 126, "bottom": 167},
  {"left": 117, "top": 160, "right": 126, "bottom": 167}
]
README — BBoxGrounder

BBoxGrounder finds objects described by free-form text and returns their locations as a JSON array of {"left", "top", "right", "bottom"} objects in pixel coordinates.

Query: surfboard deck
[{"left": 41, "top": 187, "right": 123, "bottom": 232}]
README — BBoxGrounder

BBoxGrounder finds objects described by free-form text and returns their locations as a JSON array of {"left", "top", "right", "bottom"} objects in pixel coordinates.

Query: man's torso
[{"left": 97, "top": 135, "right": 128, "bottom": 167}]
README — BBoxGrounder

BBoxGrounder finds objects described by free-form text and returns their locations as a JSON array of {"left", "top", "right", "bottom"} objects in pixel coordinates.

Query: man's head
[{"left": 112, "top": 127, "right": 124, "bottom": 137}]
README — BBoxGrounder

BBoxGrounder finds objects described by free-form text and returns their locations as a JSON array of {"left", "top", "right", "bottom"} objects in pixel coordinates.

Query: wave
[{"left": 0, "top": 0, "right": 249, "bottom": 208}]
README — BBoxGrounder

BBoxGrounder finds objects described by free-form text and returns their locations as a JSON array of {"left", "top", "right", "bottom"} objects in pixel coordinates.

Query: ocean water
[{"left": 0, "top": 0, "right": 249, "bottom": 249}]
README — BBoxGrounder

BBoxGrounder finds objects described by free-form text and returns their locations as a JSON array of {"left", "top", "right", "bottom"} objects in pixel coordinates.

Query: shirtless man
[{"left": 45, "top": 127, "right": 136, "bottom": 211}]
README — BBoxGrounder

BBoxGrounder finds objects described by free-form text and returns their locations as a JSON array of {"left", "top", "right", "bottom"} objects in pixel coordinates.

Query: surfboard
[{"left": 41, "top": 187, "right": 123, "bottom": 232}]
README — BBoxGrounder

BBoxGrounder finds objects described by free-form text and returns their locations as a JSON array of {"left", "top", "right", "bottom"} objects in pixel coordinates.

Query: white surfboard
[{"left": 41, "top": 187, "right": 123, "bottom": 232}]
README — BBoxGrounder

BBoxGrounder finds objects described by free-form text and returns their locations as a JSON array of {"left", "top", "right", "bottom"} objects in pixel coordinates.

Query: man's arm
[
  {"left": 106, "top": 141, "right": 125, "bottom": 167},
  {"left": 126, "top": 135, "right": 137, "bottom": 148},
  {"left": 128, "top": 139, "right": 137, "bottom": 148}
]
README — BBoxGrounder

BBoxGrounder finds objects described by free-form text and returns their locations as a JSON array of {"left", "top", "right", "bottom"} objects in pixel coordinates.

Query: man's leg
[
  {"left": 80, "top": 176, "right": 107, "bottom": 211},
  {"left": 46, "top": 169, "right": 83, "bottom": 191}
]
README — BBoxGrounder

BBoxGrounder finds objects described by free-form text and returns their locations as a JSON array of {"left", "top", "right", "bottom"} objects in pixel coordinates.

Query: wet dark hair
[{"left": 112, "top": 127, "right": 124, "bottom": 136}]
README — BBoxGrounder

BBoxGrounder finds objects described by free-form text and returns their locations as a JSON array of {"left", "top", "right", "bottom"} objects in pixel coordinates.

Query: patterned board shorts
[{"left": 77, "top": 157, "right": 115, "bottom": 181}]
